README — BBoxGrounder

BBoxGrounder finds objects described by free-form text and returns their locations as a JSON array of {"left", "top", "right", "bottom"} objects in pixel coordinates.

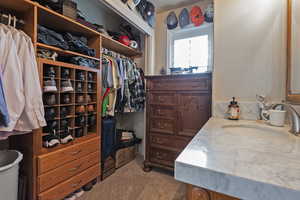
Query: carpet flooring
[{"left": 81, "top": 157, "right": 186, "bottom": 200}]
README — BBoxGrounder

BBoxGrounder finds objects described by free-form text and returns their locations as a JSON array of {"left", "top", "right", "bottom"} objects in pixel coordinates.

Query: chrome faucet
[{"left": 272, "top": 103, "right": 300, "bottom": 136}]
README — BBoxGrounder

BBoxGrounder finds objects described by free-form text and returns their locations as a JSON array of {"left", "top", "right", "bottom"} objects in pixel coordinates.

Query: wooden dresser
[{"left": 144, "top": 73, "right": 212, "bottom": 171}]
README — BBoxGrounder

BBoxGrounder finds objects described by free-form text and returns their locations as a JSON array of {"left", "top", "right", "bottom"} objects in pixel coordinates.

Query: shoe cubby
[{"left": 38, "top": 58, "right": 100, "bottom": 153}]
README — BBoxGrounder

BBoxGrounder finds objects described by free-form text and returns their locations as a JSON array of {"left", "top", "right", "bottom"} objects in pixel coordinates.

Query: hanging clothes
[
  {"left": 0, "top": 24, "right": 46, "bottom": 139},
  {"left": 101, "top": 53, "right": 145, "bottom": 116}
]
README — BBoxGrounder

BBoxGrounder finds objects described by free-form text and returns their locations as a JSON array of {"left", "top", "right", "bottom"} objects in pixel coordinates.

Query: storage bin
[{"left": 0, "top": 150, "right": 23, "bottom": 200}]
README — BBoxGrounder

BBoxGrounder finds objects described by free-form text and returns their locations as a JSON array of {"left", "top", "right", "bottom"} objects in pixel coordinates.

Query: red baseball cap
[
  {"left": 190, "top": 6, "right": 205, "bottom": 26},
  {"left": 119, "top": 35, "right": 130, "bottom": 46}
]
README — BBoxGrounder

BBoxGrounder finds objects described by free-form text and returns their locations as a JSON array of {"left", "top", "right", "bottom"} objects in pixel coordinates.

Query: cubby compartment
[
  {"left": 43, "top": 93, "right": 59, "bottom": 107},
  {"left": 87, "top": 82, "right": 96, "bottom": 93}
]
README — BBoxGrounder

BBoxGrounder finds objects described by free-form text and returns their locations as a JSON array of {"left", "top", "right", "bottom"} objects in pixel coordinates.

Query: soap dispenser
[{"left": 227, "top": 97, "right": 240, "bottom": 120}]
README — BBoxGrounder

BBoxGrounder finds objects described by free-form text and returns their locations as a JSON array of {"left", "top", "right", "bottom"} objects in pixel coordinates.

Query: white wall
[
  {"left": 155, "top": 0, "right": 213, "bottom": 74},
  {"left": 213, "top": 0, "right": 287, "bottom": 102}
]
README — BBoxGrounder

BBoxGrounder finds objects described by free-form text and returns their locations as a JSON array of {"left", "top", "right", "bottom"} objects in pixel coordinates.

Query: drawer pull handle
[
  {"left": 71, "top": 180, "right": 82, "bottom": 188},
  {"left": 69, "top": 164, "right": 82, "bottom": 172},
  {"left": 70, "top": 150, "right": 82, "bottom": 155},
  {"left": 156, "top": 152, "right": 164, "bottom": 159},
  {"left": 155, "top": 139, "right": 164, "bottom": 144}
]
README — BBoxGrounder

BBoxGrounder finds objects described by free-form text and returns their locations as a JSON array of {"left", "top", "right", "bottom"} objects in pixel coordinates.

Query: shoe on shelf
[
  {"left": 88, "top": 72, "right": 94, "bottom": 81},
  {"left": 44, "top": 94, "right": 56, "bottom": 105},
  {"left": 76, "top": 105, "right": 85, "bottom": 114},
  {"left": 45, "top": 108, "right": 56, "bottom": 121},
  {"left": 76, "top": 95, "right": 84, "bottom": 103},
  {"left": 43, "top": 131, "right": 60, "bottom": 148},
  {"left": 87, "top": 83, "right": 93, "bottom": 92},
  {"left": 86, "top": 94, "right": 92, "bottom": 103},
  {"left": 88, "top": 115, "right": 96, "bottom": 126},
  {"left": 75, "top": 116, "right": 85, "bottom": 127},
  {"left": 87, "top": 105, "right": 95, "bottom": 113},
  {"left": 76, "top": 82, "right": 83, "bottom": 92},
  {"left": 61, "top": 79, "right": 74, "bottom": 93},
  {"left": 75, "top": 128, "right": 84, "bottom": 138},
  {"left": 44, "top": 79, "right": 57, "bottom": 92},
  {"left": 76, "top": 71, "right": 85, "bottom": 81},
  {"left": 62, "top": 94, "right": 71, "bottom": 104},
  {"left": 61, "top": 68, "right": 71, "bottom": 79},
  {"left": 74, "top": 189, "right": 85, "bottom": 198},
  {"left": 60, "top": 107, "right": 69, "bottom": 118},
  {"left": 60, "top": 128, "right": 74, "bottom": 144},
  {"left": 45, "top": 66, "right": 56, "bottom": 78}
]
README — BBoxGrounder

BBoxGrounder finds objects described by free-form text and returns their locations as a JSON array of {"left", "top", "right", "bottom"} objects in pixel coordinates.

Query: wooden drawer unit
[
  {"left": 38, "top": 164, "right": 100, "bottom": 200},
  {"left": 150, "top": 105, "right": 176, "bottom": 119},
  {"left": 148, "top": 92, "right": 177, "bottom": 105},
  {"left": 147, "top": 76, "right": 210, "bottom": 91},
  {"left": 150, "top": 148, "right": 179, "bottom": 167},
  {"left": 38, "top": 137, "right": 100, "bottom": 174},
  {"left": 150, "top": 118, "right": 175, "bottom": 135},
  {"left": 145, "top": 74, "right": 212, "bottom": 172},
  {"left": 150, "top": 134, "right": 190, "bottom": 151},
  {"left": 38, "top": 151, "right": 100, "bottom": 193}
]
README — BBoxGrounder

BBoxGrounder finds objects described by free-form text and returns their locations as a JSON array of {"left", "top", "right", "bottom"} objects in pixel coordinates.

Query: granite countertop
[{"left": 175, "top": 118, "right": 300, "bottom": 200}]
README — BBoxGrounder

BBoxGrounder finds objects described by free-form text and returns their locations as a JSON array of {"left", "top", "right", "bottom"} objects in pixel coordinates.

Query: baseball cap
[
  {"left": 190, "top": 6, "right": 205, "bottom": 27},
  {"left": 204, "top": 3, "right": 214, "bottom": 23},
  {"left": 179, "top": 8, "right": 190, "bottom": 28},
  {"left": 167, "top": 11, "right": 178, "bottom": 30}
]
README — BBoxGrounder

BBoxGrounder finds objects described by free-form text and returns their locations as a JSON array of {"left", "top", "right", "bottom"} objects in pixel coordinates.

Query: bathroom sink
[{"left": 219, "top": 123, "right": 295, "bottom": 153}]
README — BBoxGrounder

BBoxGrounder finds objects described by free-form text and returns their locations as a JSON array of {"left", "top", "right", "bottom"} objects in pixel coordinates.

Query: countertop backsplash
[{"left": 213, "top": 101, "right": 260, "bottom": 120}]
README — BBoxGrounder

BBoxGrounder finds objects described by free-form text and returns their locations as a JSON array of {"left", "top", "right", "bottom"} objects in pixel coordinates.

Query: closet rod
[
  {"left": 0, "top": 13, "right": 25, "bottom": 25},
  {"left": 102, "top": 48, "right": 132, "bottom": 60}
]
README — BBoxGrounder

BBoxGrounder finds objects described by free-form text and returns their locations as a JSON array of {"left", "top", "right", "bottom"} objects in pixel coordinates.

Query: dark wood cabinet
[{"left": 144, "top": 74, "right": 212, "bottom": 171}]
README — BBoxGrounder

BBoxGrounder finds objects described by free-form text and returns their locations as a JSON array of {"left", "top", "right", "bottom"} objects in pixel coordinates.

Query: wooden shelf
[
  {"left": 0, "top": 0, "right": 34, "bottom": 13},
  {"left": 37, "top": 43, "right": 100, "bottom": 61},
  {"left": 101, "top": 34, "right": 143, "bottom": 57},
  {"left": 36, "top": 3, "right": 99, "bottom": 37}
]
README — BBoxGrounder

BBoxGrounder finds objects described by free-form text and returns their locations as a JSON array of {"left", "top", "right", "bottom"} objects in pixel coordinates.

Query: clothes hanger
[{"left": 13, "top": 16, "right": 16, "bottom": 28}]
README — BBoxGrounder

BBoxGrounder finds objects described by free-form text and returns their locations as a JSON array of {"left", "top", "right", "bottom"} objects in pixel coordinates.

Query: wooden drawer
[
  {"left": 38, "top": 164, "right": 100, "bottom": 200},
  {"left": 38, "top": 137, "right": 100, "bottom": 174},
  {"left": 149, "top": 78, "right": 210, "bottom": 91},
  {"left": 150, "top": 105, "right": 176, "bottom": 119},
  {"left": 38, "top": 151, "right": 100, "bottom": 193},
  {"left": 150, "top": 134, "right": 190, "bottom": 152},
  {"left": 148, "top": 93, "right": 177, "bottom": 105},
  {"left": 150, "top": 118, "right": 175, "bottom": 135},
  {"left": 150, "top": 148, "right": 179, "bottom": 167}
]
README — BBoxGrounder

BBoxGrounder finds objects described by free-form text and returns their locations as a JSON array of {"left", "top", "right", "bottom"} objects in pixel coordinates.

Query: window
[{"left": 167, "top": 25, "right": 213, "bottom": 73}]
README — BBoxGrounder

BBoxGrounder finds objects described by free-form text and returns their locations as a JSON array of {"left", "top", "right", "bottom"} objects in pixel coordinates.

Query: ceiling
[{"left": 151, "top": 0, "right": 202, "bottom": 12}]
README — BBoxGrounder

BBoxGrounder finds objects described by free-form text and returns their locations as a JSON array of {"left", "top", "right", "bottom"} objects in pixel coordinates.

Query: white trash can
[{"left": 0, "top": 150, "right": 23, "bottom": 200}]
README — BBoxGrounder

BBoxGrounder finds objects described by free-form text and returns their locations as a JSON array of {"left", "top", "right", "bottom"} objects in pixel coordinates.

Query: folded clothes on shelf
[{"left": 38, "top": 25, "right": 96, "bottom": 57}]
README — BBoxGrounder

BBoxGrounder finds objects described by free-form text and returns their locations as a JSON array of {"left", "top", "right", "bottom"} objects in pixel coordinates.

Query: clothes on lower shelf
[
  {"left": 0, "top": 24, "right": 46, "bottom": 140},
  {"left": 102, "top": 54, "right": 145, "bottom": 116}
]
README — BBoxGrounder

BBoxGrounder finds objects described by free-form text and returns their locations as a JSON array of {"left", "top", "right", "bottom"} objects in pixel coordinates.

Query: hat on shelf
[
  {"left": 127, "top": 0, "right": 141, "bottom": 10},
  {"left": 190, "top": 5, "right": 205, "bottom": 27},
  {"left": 204, "top": 3, "right": 214, "bottom": 23},
  {"left": 119, "top": 35, "right": 130, "bottom": 46},
  {"left": 167, "top": 11, "right": 178, "bottom": 30},
  {"left": 179, "top": 8, "right": 190, "bottom": 28}
]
